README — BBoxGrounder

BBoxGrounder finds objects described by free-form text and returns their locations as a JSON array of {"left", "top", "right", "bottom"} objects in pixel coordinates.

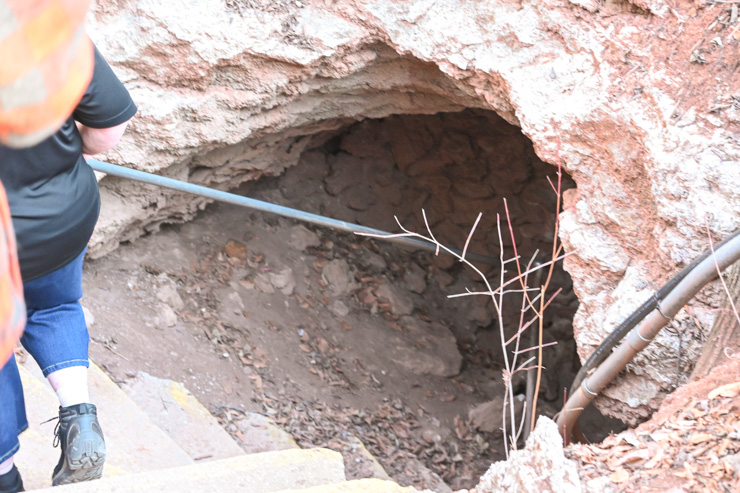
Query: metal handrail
[{"left": 88, "top": 159, "right": 499, "bottom": 265}]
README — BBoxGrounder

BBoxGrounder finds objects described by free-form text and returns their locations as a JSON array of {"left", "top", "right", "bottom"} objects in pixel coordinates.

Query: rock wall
[{"left": 87, "top": 0, "right": 740, "bottom": 423}]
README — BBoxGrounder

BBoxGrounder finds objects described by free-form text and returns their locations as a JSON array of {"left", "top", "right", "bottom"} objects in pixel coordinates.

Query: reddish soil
[{"left": 568, "top": 357, "right": 740, "bottom": 492}]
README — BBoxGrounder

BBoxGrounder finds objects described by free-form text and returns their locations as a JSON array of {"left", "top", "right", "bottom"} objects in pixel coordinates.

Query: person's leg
[
  {"left": 20, "top": 249, "right": 104, "bottom": 486},
  {"left": 21, "top": 249, "right": 89, "bottom": 389},
  {"left": 0, "top": 354, "right": 27, "bottom": 492},
  {"left": 46, "top": 366, "right": 88, "bottom": 407}
]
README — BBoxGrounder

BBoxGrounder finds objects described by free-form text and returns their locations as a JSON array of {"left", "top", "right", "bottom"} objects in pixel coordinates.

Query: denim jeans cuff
[
  {"left": 0, "top": 433, "right": 22, "bottom": 463},
  {"left": 41, "top": 359, "right": 89, "bottom": 377}
]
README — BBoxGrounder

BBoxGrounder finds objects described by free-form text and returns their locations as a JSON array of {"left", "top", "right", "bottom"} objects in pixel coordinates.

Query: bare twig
[
  {"left": 421, "top": 210, "right": 441, "bottom": 256},
  {"left": 706, "top": 222, "right": 740, "bottom": 326},
  {"left": 516, "top": 341, "right": 558, "bottom": 354},
  {"left": 462, "top": 212, "right": 483, "bottom": 262},
  {"left": 513, "top": 400, "right": 529, "bottom": 444},
  {"left": 530, "top": 286, "right": 545, "bottom": 432}
]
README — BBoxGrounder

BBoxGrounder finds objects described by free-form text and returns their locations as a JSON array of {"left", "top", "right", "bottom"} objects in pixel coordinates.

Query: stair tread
[
  {"left": 272, "top": 478, "right": 418, "bottom": 493},
  {"left": 121, "top": 371, "right": 244, "bottom": 461},
  {"left": 34, "top": 448, "right": 346, "bottom": 493},
  {"left": 18, "top": 360, "right": 193, "bottom": 490}
]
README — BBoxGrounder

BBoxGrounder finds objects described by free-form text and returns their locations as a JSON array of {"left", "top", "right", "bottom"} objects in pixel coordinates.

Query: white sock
[
  {"left": 47, "top": 366, "right": 89, "bottom": 407},
  {"left": 0, "top": 457, "right": 14, "bottom": 476}
]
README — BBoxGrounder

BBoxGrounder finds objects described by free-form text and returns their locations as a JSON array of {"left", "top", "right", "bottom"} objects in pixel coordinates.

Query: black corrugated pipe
[{"left": 558, "top": 228, "right": 740, "bottom": 442}]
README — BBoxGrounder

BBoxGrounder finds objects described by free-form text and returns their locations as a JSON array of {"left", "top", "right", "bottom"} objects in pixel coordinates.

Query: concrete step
[
  {"left": 18, "top": 360, "right": 193, "bottom": 490},
  {"left": 35, "top": 448, "right": 346, "bottom": 493},
  {"left": 120, "top": 371, "right": 244, "bottom": 461},
  {"left": 229, "top": 411, "right": 300, "bottom": 454},
  {"left": 273, "top": 478, "right": 419, "bottom": 493}
]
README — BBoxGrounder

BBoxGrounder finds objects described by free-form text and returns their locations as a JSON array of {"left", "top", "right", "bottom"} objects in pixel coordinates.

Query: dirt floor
[
  {"left": 84, "top": 113, "right": 625, "bottom": 491},
  {"left": 85, "top": 199, "right": 505, "bottom": 491}
]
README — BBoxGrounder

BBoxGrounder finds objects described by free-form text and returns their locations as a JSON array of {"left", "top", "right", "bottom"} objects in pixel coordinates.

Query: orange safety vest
[
  {"left": 0, "top": 182, "right": 25, "bottom": 366},
  {"left": 0, "top": 0, "right": 93, "bottom": 148}
]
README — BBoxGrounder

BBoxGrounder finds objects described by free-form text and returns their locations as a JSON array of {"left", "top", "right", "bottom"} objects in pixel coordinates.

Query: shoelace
[{"left": 40, "top": 415, "right": 61, "bottom": 447}]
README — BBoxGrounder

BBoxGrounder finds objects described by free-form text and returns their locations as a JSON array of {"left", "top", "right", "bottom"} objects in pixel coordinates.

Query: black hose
[{"left": 569, "top": 228, "right": 740, "bottom": 394}]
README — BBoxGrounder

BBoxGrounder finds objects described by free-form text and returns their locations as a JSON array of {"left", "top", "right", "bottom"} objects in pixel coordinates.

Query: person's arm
[
  {"left": 77, "top": 120, "right": 131, "bottom": 156},
  {"left": 73, "top": 46, "right": 137, "bottom": 157}
]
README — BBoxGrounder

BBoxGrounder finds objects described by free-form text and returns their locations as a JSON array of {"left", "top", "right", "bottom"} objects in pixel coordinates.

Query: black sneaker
[
  {"left": 0, "top": 465, "right": 23, "bottom": 492},
  {"left": 51, "top": 403, "right": 106, "bottom": 486}
]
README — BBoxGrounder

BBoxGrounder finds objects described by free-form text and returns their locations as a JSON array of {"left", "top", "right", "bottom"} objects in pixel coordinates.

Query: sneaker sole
[{"left": 52, "top": 435, "right": 106, "bottom": 486}]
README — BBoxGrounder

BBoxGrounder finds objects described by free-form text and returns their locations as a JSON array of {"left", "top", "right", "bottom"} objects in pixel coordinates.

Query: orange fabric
[
  {"left": 0, "top": 0, "right": 93, "bottom": 147},
  {"left": 0, "top": 182, "right": 25, "bottom": 367},
  {"left": 24, "top": 2, "right": 75, "bottom": 62},
  {"left": 0, "top": 37, "right": 93, "bottom": 139}
]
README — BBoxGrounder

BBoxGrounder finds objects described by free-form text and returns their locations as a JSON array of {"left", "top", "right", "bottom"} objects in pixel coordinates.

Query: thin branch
[
  {"left": 513, "top": 400, "right": 529, "bottom": 444},
  {"left": 504, "top": 287, "right": 563, "bottom": 346},
  {"left": 461, "top": 212, "right": 483, "bottom": 262},
  {"left": 447, "top": 287, "right": 540, "bottom": 298},
  {"left": 530, "top": 285, "right": 546, "bottom": 433},
  {"left": 357, "top": 232, "right": 416, "bottom": 240},
  {"left": 496, "top": 212, "right": 515, "bottom": 454},
  {"left": 421, "top": 209, "right": 441, "bottom": 256},
  {"left": 516, "top": 341, "right": 558, "bottom": 354},
  {"left": 706, "top": 221, "right": 740, "bottom": 326},
  {"left": 514, "top": 356, "right": 537, "bottom": 372}
]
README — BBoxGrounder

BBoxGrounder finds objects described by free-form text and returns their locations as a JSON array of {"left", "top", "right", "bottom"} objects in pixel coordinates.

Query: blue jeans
[{"left": 0, "top": 249, "right": 89, "bottom": 461}]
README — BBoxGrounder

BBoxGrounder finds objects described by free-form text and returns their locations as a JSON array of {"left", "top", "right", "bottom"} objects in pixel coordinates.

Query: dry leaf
[
  {"left": 224, "top": 240, "right": 247, "bottom": 260},
  {"left": 644, "top": 447, "right": 665, "bottom": 469},
  {"left": 609, "top": 468, "right": 630, "bottom": 483},
  {"left": 708, "top": 382, "right": 740, "bottom": 400},
  {"left": 688, "top": 432, "right": 714, "bottom": 445},
  {"left": 615, "top": 449, "right": 650, "bottom": 466},
  {"left": 248, "top": 375, "right": 263, "bottom": 393}
]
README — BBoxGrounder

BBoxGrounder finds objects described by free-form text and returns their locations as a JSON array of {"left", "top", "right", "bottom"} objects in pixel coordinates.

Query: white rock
[
  {"left": 403, "top": 262, "right": 427, "bottom": 294},
  {"left": 330, "top": 299, "right": 350, "bottom": 317},
  {"left": 375, "top": 282, "right": 414, "bottom": 316},
  {"left": 321, "top": 259, "right": 357, "bottom": 296},
  {"left": 155, "top": 280, "right": 184, "bottom": 310},
  {"left": 288, "top": 225, "right": 321, "bottom": 251},
  {"left": 474, "top": 417, "right": 582, "bottom": 493},
  {"left": 269, "top": 267, "right": 296, "bottom": 296},
  {"left": 157, "top": 305, "right": 178, "bottom": 328}
]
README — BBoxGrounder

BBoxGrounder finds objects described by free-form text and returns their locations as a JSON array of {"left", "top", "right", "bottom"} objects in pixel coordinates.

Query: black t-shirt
[{"left": 0, "top": 47, "right": 137, "bottom": 282}]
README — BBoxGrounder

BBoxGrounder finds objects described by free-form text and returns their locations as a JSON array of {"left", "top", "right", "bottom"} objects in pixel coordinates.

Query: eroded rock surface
[
  {"left": 473, "top": 417, "right": 583, "bottom": 493},
  {"left": 88, "top": 0, "right": 740, "bottom": 422}
]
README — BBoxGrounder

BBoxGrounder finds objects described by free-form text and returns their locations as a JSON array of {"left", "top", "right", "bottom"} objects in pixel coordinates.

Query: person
[
  {"left": 0, "top": 43, "right": 136, "bottom": 491},
  {"left": 0, "top": 0, "right": 95, "bottom": 366}
]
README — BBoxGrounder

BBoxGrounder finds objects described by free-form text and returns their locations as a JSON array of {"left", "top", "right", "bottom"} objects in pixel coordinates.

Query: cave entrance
[
  {"left": 269, "top": 108, "right": 581, "bottom": 391},
  {"left": 231, "top": 108, "right": 619, "bottom": 489}
]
